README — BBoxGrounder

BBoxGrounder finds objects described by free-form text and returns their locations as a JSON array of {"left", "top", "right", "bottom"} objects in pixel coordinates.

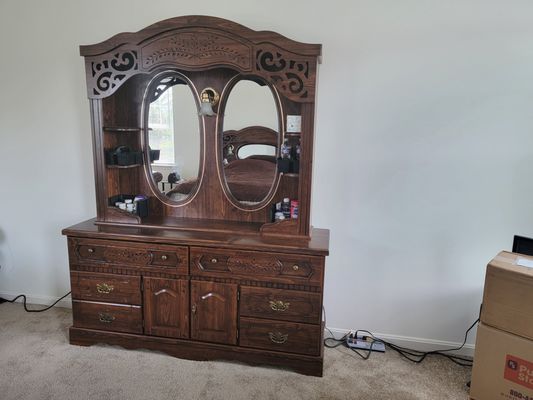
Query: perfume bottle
[{"left": 281, "top": 139, "right": 291, "bottom": 159}]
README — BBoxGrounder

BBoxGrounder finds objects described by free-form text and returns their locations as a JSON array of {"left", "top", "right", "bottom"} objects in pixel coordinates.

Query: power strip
[{"left": 346, "top": 334, "right": 386, "bottom": 353}]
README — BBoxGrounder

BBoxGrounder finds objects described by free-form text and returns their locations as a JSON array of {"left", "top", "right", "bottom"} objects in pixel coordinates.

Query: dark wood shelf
[
  {"left": 103, "top": 126, "right": 142, "bottom": 132},
  {"left": 282, "top": 173, "right": 299, "bottom": 178},
  {"left": 284, "top": 132, "right": 301, "bottom": 137},
  {"left": 106, "top": 164, "right": 142, "bottom": 169}
]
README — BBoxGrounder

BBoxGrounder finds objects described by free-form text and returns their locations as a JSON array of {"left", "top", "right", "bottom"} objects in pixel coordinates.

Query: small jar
[
  {"left": 126, "top": 203, "right": 135, "bottom": 213},
  {"left": 274, "top": 212, "right": 285, "bottom": 221},
  {"left": 281, "top": 198, "right": 291, "bottom": 219},
  {"left": 118, "top": 203, "right": 126, "bottom": 210},
  {"left": 124, "top": 199, "right": 133, "bottom": 204}
]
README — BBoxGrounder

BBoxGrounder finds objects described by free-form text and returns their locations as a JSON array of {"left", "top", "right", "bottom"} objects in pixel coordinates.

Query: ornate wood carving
[
  {"left": 141, "top": 31, "right": 252, "bottom": 71},
  {"left": 255, "top": 45, "right": 315, "bottom": 102},
  {"left": 87, "top": 50, "right": 139, "bottom": 98}
]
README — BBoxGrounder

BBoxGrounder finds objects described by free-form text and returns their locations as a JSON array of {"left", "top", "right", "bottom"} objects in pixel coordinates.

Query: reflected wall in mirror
[
  {"left": 145, "top": 73, "right": 202, "bottom": 204},
  {"left": 221, "top": 78, "right": 280, "bottom": 207}
]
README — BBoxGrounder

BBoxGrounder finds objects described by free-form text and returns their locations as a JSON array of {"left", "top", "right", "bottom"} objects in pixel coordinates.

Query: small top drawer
[
  {"left": 240, "top": 286, "right": 321, "bottom": 324},
  {"left": 190, "top": 247, "right": 324, "bottom": 286},
  {"left": 69, "top": 238, "right": 188, "bottom": 275},
  {"left": 70, "top": 271, "right": 141, "bottom": 305}
]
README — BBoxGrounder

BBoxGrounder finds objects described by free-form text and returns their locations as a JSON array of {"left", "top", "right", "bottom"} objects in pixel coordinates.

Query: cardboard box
[
  {"left": 481, "top": 251, "right": 533, "bottom": 340},
  {"left": 471, "top": 323, "right": 533, "bottom": 400}
]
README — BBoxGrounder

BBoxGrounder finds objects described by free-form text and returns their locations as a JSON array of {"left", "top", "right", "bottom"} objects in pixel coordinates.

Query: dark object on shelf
[
  {"left": 106, "top": 146, "right": 143, "bottom": 166},
  {"left": 168, "top": 172, "right": 180, "bottom": 184},
  {"left": 277, "top": 158, "right": 290, "bottom": 173},
  {"left": 149, "top": 149, "right": 160, "bottom": 162},
  {"left": 291, "top": 159, "right": 300, "bottom": 174},
  {"left": 512, "top": 235, "right": 533, "bottom": 256},
  {"left": 108, "top": 194, "right": 149, "bottom": 217},
  {"left": 152, "top": 172, "right": 163, "bottom": 183}
]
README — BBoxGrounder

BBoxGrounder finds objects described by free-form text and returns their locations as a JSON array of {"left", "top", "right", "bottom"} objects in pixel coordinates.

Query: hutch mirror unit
[{"left": 63, "top": 15, "right": 329, "bottom": 376}]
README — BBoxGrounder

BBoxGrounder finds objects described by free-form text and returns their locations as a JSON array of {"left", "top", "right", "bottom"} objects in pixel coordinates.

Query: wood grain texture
[
  {"left": 239, "top": 317, "right": 321, "bottom": 356},
  {"left": 239, "top": 286, "right": 321, "bottom": 324},
  {"left": 190, "top": 246, "right": 324, "bottom": 286},
  {"left": 72, "top": 300, "right": 142, "bottom": 334},
  {"left": 63, "top": 218, "right": 329, "bottom": 257},
  {"left": 143, "top": 277, "right": 189, "bottom": 339},
  {"left": 191, "top": 281, "right": 238, "bottom": 345},
  {"left": 68, "top": 237, "right": 189, "bottom": 275},
  {"left": 71, "top": 271, "right": 141, "bottom": 305}
]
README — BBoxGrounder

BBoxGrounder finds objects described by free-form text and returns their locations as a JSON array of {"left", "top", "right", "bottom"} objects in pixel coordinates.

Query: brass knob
[
  {"left": 292, "top": 264, "right": 299, "bottom": 271},
  {"left": 211, "top": 258, "right": 218, "bottom": 263},
  {"left": 87, "top": 248, "right": 94, "bottom": 253},
  {"left": 161, "top": 255, "right": 168, "bottom": 261}
]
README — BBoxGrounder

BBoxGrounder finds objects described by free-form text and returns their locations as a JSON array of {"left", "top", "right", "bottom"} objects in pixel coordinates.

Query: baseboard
[
  {"left": 0, "top": 291, "right": 72, "bottom": 309},
  {"left": 325, "top": 327, "right": 475, "bottom": 358}
]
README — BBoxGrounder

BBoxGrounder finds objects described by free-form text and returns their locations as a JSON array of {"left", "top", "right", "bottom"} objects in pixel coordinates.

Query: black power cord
[
  {"left": 324, "top": 317, "right": 479, "bottom": 367},
  {"left": 0, "top": 292, "right": 71, "bottom": 312}
]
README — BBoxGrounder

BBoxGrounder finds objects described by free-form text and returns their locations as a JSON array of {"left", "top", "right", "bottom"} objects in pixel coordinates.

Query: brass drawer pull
[
  {"left": 292, "top": 264, "right": 299, "bottom": 271},
  {"left": 87, "top": 248, "right": 94, "bottom": 254},
  {"left": 161, "top": 255, "right": 168, "bottom": 261},
  {"left": 269, "top": 300, "right": 290, "bottom": 312},
  {"left": 96, "top": 283, "right": 114, "bottom": 294},
  {"left": 98, "top": 313, "right": 115, "bottom": 323},
  {"left": 211, "top": 258, "right": 218, "bottom": 263},
  {"left": 268, "top": 331, "right": 288, "bottom": 344}
]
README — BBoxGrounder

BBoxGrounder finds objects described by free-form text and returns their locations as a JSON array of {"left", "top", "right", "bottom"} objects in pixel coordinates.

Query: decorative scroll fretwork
[
  {"left": 141, "top": 32, "right": 252, "bottom": 70},
  {"left": 255, "top": 46, "right": 313, "bottom": 102},
  {"left": 87, "top": 50, "right": 138, "bottom": 98},
  {"left": 148, "top": 75, "right": 186, "bottom": 103}
]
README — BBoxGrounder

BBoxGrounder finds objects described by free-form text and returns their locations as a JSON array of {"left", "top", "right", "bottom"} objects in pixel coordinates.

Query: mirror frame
[
  {"left": 216, "top": 74, "right": 283, "bottom": 211},
  {"left": 142, "top": 70, "right": 205, "bottom": 207}
]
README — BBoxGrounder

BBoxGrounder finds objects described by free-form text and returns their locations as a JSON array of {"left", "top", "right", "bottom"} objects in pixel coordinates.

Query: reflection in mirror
[
  {"left": 221, "top": 78, "right": 279, "bottom": 206},
  {"left": 147, "top": 75, "right": 201, "bottom": 203}
]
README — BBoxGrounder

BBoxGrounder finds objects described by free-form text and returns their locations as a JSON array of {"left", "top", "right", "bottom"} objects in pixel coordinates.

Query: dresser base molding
[{"left": 69, "top": 327, "right": 324, "bottom": 377}]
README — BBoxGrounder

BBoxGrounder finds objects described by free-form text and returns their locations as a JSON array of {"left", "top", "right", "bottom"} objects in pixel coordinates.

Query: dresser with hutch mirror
[{"left": 62, "top": 15, "right": 329, "bottom": 376}]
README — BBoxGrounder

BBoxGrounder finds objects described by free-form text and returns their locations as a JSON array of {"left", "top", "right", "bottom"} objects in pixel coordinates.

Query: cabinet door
[
  {"left": 191, "top": 281, "right": 238, "bottom": 345},
  {"left": 143, "top": 278, "right": 189, "bottom": 339}
]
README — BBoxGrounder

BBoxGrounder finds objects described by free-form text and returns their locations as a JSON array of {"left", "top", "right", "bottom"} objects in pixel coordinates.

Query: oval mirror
[
  {"left": 145, "top": 73, "right": 201, "bottom": 204},
  {"left": 221, "top": 78, "right": 279, "bottom": 207}
]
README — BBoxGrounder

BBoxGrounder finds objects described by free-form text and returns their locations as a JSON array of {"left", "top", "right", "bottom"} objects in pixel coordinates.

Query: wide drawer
[
  {"left": 71, "top": 271, "right": 141, "bottom": 305},
  {"left": 239, "top": 317, "right": 321, "bottom": 356},
  {"left": 68, "top": 238, "right": 188, "bottom": 274},
  {"left": 240, "top": 286, "right": 321, "bottom": 324},
  {"left": 72, "top": 300, "right": 142, "bottom": 334},
  {"left": 190, "top": 247, "right": 324, "bottom": 286}
]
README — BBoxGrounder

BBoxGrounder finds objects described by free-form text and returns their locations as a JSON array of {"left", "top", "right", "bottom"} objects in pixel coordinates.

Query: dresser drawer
[
  {"left": 190, "top": 247, "right": 324, "bottom": 286},
  {"left": 240, "top": 287, "right": 321, "bottom": 324},
  {"left": 69, "top": 238, "right": 188, "bottom": 274},
  {"left": 72, "top": 300, "right": 142, "bottom": 334},
  {"left": 71, "top": 271, "right": 141, "bottom": 305},
  {"left": 239, "top": 317, "right": 321, "bottom": 356}
]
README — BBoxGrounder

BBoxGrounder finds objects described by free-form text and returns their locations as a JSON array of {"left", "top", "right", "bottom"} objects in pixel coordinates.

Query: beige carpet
[{"left": 0, "top": 303, "right": 471, "bottom": 399}]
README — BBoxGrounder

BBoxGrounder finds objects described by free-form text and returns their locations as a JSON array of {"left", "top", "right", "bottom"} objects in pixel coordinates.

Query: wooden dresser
[{"left": 63, "top": 16, "right": 329, "bottom": 376}]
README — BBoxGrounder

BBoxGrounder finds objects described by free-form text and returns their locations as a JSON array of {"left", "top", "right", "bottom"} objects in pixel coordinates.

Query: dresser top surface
[{"left": 62, "top": 218, "right": 329, "bottom": 256}]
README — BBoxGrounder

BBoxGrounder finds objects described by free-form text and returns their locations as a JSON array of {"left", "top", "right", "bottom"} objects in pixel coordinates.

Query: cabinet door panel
[
  {"left": 143, "top": 278, "right": 189, "bottom": 339},
  {"left": 191, "top": 281, "right": 237, "bottom": 345}
]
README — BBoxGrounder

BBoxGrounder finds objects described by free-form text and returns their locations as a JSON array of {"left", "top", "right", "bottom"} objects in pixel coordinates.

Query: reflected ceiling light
[{"left": 199, "top": 87, "right": 219, "bottom": 116}]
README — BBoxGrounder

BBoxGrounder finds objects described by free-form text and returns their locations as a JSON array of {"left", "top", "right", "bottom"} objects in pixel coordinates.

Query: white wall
[{"left": 1, "top": 0, "right": 533, "bottom": 350}]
